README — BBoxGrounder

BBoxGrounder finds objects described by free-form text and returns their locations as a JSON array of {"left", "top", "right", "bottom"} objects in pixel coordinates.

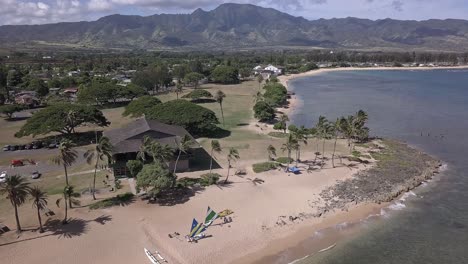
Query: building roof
[{"left": 103, "top": 118, "right": 198, "bottom": 154}]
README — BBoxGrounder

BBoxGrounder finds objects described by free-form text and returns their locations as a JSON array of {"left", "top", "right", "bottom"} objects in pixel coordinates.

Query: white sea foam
[
  {"left": 288, "top": 254, "right": 311, "bottom": 264},
  {"left": 388, "top": 201, "right": 406, "bottom": 211},
  {"left": 399, "top": 191, "right": 417, "bottom": 202},
  {"left": 335, "top": 222, "right": 348, "bottom": 230}
]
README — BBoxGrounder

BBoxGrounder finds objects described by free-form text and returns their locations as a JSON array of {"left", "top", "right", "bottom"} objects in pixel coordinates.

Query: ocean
[{"left": 287, "top": 69, "right": 468, "bottom": 264}]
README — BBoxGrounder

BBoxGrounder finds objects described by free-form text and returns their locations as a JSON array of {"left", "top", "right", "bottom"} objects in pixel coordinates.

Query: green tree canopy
[
  {"left": 126, "top": 160, "right": 143, "bottom": 178},
  {"left": 16, "top": 103, "right": 109, "bottom": 137},
  {"left": 181, "top": 89, "right": 213, "bottom": 100},
  {"left": 211, "top": 65, "right": 240, "bottom": 84},
  {"left": 136, "top": 162, "right": 177, "bottom": 197},
  {"left": 183, "top": 72, "right": 205, "bottom": 88},
  {"left": 119, "top": 83, "right": 147, "bottom": 100},
  {"left": 123, "top": 95, "right": 162, "bottom": 118},
  {"left": 146, "top": 99, "right": 219, "bottom": 136},
  {"left": 263, "top": 82, "right": 288, "bottom": 107},
  {"left": 28, "top": 78, "right": 49, "bottom": 97},
  {"left": 253, "top": 101, "right": 275, "bottom": 122}
]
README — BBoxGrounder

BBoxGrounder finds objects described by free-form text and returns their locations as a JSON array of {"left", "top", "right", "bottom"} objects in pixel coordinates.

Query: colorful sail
[
  {"left": 189, "top": 218, "right": 205, "bottom": 237},
  {"left": 204, "top": 206, "right": 218, "bottom": 226}
]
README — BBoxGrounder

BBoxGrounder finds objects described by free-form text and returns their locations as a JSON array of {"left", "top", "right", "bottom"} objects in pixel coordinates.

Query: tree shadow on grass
[
  {"left": 190, "top": 98, "right": 216, "bottom": 104},
  {"left": 208, "top": 127, "right": 231, "bottom": 139}
]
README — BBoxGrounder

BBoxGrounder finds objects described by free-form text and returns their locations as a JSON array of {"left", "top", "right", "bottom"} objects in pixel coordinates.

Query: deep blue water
[{"left": 289, "top": 70, "right": 468, "bottom": 264}]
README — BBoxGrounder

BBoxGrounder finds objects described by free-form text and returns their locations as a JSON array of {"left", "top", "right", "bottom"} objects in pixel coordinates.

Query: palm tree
[
  {"left": 225, "top": 148, "right": 240, "bottom": 184},
  {"left": 215, "top": 90, "right": 226, "bottom": 127},
  {"left": 281, "top": 134, "right": 298, "bottom": 169},
  {"left": 331, "top": 118, "right": 342, "bottom": 168},
  {"left": 278, "top": 114, "right": 289, "bottom": 133},
  {"left": 51, "top": 139, "right": 77, "bottom": 186},
  {"left": 267, "top": 145, "right": 276, "bottom": 161},
  {"left": 56, "top": 185, "right": 81, "bottom": 224},
  {"left": 30, "top": 186, "right": 48, "bottom": 233},
  {"left": 51, "top": 139, "right": 77, "bottom": 208},
  {"left": 314, "top": 116, "right": 328, "bottom": 162},
  {"left": 173, "top": 135, "right": 193, "bottom": 174},
  {"left": 209, "top": 140, "right": 222, "bottom": 173},
  {"left": 257, "top": 74, "right": 264, "bottom": 89},
  {"left": 291, "top": 126, "right": 308, "bottom": 163},
  {"left": 0, "top": 175, "right": 31, "bottom": 233},
  {"left": 148, "top": 142, "right": 174, "bottom": 165},
  {"left": 175, "top": 82, "right": 183, "bottom": 99},
  {"left": 136, "top": 135, "right": 153, "bottom": 162},
  {"left": 84, "top": 136, "right": 113, "bottom": 200}
]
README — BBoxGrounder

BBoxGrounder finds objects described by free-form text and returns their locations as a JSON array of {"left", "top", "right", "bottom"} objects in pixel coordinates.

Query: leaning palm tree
[
  {"left": 84, "top": 136, "right": 113, "bottom": 200},
  {"left": 175, "top": 82, "right": 183, "bottom": 99},
  {"left": 331, "top": 118, "right": 343, "bottom": 168},
  {"left": 148, "top": 142, "right": 174, "bottom": 165},
  {"left": 281, "top": 134, "right": 298, "bottom": 169},
  {"left": 30, "top": 186, "right": 48, "bottom": 233},
  {"left": 136, "top": 135, "right": 153, "bottom": 162},
  {"left": 214, "top": 90, "right": 226, "bottom": 127},
  {"left": 278, "top": 114, "right": 289, "bottom": 133},
  {"left": 225, "top": 148, "right": 240, "bottom": 184},
  {"left": 0, "top": 175, "right": 31, "bottom": 233},
  {"left": 173, "top": 135, "right": 193, "bottom": 174},
  {"left": 56, "top": 185, "right": 81, "bottom": 224},
  {"left": 291, "top": 126, "right": 308, "bottom": 163},
  {"left": 209, "top": 140, "right": 222, "bottom": 173},
  {"left": 51, "top": 139, "right": 77, "bottom": 186},
  {"left": 267, "top": 145, "right": 277, "bottom": 161}
]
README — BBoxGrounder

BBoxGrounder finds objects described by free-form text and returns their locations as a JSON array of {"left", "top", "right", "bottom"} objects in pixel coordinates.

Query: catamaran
[{"left": 144, "top": 248, "right": 166, "bottom": 264}]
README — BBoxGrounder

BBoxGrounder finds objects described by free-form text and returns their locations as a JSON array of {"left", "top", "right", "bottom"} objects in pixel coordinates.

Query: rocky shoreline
[{"left": 317, "top": 139, "right": 442, "bottom": 215}]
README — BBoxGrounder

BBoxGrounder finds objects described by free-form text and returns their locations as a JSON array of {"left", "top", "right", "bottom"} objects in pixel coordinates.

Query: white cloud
[{"left": 88, "top": 0, "right": 113, "bottom": 11}]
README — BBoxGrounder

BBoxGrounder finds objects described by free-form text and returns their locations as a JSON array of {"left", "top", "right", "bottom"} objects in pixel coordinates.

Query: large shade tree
[
  {"left": 122, "top": 96, "right": 161, "bottom": 118},
  {"left": 15, "top": 104, "right": 109, "bottom": 138},
  {"left": 0, "top": 175, "right": 31, "bottom": 233}
]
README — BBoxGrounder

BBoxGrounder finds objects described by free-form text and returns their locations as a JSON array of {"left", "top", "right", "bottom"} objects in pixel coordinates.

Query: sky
[{"left": 1, "top": 0, "right": 468, "bottom": 26}]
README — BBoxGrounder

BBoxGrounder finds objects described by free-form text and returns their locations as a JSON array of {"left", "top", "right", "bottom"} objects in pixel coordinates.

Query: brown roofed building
[{"left": 104, "top": 118, "right": 199, "bottom": 177}]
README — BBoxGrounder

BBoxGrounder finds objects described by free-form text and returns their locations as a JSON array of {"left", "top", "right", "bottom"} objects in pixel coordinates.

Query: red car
[{"left": 11, "top": 160, "right": 24, "bottom": 167}]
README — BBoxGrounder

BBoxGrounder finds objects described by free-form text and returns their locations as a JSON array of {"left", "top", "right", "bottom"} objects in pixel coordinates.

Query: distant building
[
  {"left": 104, "top": 118, "right": 200, "bottom": 177},
  {"left": 253, "top": 64, "right": 283, "bottom": 78},
  {"left": 15, "top": 92, "right": 40, "bottom": 107},
  {"left": 67, "top": 71, "right": 80, "bottom": 77}
]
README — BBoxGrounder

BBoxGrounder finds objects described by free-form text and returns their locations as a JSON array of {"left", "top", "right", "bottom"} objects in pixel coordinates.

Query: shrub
[
  {"left": 176, "top": 177, "right": 200, "bottom": 188},
  {"left": 263, "top": 82, "right": 287, "bottom": 107},
  {"left": 352, "top": 150, "right": 362, "bottom": 157},
  {"left": 276, "top": 157, "right": 293, "bottom": 164},
  {"left": 200, "top": 173, "right": 221, "bottom": 186},
  {"left": 89, "top": 192, "right": 134, "bottom": 209},
  {"left": 268, "top": 132, "right": 289, "bottom": 138},
  {"left": 181, "top": 89, "right": 213, "bottom": 100},
  {"left": 146, "top": 99, "right": 219, "bottom": 136},
  {"left": 253, "top": 162, "right": 278, "bottom": 173},
  {"left": 126, "top": 160, "right": 143, "bottom": 178}
]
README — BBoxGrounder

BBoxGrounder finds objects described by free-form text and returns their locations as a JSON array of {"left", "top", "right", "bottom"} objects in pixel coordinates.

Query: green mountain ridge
[{"left": 2, "top": 3, "right": 468, "bottom": 51}]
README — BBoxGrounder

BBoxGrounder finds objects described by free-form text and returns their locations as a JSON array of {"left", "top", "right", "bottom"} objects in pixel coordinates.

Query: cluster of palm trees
[
  {"left": 0, "top": 175, "right": 48, "bottom": 233},
  {"left": 207, "top": 139, "right": 240, "bottom": 184},
  {"left": 273, "top": 110, "right": 369, "bottom": 169}
]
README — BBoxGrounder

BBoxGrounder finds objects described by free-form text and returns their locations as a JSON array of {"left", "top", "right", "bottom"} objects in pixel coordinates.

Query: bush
[
  {"left": 146, "top": 99, "right": 219, "bottom": 136},
  {"left": 181, "top": 89, "right": 213, "bottom": 100},
  {"left": 89, "top": 192, "right": 134, "bottom": 209},
  {"left": 276, "top": 157, "right": 293, "bottom": 164},
  {"left": 263, "top": 82, "right": 287, "bottom": 107},
  {"left": 176, "top": 177, "right": 200, "bottom": 188},
  {"left": 200, "top": 173, "right": 221, "bottom": 186},
  {"left": 352, "top": 150, "right": 362, "bottom": 157},
  {"left": 268, "top": 132, "right": 289, "bottom": 138},
  {"left": 126, "top": 160, "right": 143, "bottom": 178},
  {"left": 253, "top": 101, "right": 275, "bottom": 122},
  {"left": 253, "top": 162, "right": 278, "bottom": 173}
]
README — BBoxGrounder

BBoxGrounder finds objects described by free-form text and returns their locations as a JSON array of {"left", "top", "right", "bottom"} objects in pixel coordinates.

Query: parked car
[
  {"left": 48, "top": 142, "right": 59, "bottom": 149},
  {"left": 32, "top": 142, "right": 43, "bottom": 149},
  {"left": 31, "top": 171, "right": 41, "bottom": 179},
  {"left": 0, "top": 171, "right": 7, "bottom": 183},
  {"left": 11, "top": 160, "right": 24, "bottom": 167},
  {"left": 18, "top": 145, "right": 26, "bottom": 150},
  {"left": 10, "top": 145, "right": 18, "bottom": 151},
  {"left": 25, "top": 144, "right": 33, "bottom": 150},
  {"left": 2, "top": 145, "right": 10, "bottom": 151}
]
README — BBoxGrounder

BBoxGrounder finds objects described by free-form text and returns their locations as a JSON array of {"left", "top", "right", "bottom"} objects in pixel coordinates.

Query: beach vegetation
[
  {"left": 89, "top": 192, "right": 135, "bottom": 210},
  {"left": 209, "top": 140, "right": 222, "bottom": 173},
  {"left": 252, "top": 162, "right": 278, "bottom": 173},
  {"left": 56, "top": 185, "right": 81, "bottom": 225},
  {"left": 173, "top": 135, "right": 194, "bottom": 174},
  {"left": 83, "top": 136, "right": 113, "bottom": 200},
  {"left": 15, "top": 103, "right": 109, "bottom": 137},
  {"left": 123, "top": 95, "right": 161, "bottom": 117},
  {"left": 281, "top": 133, "right": 298, "bottom": 168},
  {"left": 268, "top": 131, "right": 289, "bottom": 138},
  {"left": 267, "top": 145, "right": 276, "bottom": 161},
  {"left": 225, "top": 147, "right": 240, "bottom": 183},
  {"left": 276, "top": 157, "right": 294, "bottom": 164},
  {"left": 136, "top": 162, "right": 177, "bottom": 197},
  {"left": 0, "top": 175, "right": 31, "bottom": 233},
  {"left": 262, "top": 82, "right": 288, "bottom": 107}
]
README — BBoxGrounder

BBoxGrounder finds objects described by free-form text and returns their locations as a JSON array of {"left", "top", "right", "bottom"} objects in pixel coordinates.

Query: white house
[{"left": 264, "top": 65, "right": 282, "bottom": 75}]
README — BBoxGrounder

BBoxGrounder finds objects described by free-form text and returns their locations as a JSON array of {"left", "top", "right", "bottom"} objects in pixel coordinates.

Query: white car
[{"left": 0, "top": 171, "right": 7, "bottom": 183}]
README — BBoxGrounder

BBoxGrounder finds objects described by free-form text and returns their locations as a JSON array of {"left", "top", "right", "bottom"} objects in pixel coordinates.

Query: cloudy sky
[{"left": 1, "top": 0, "right": 468, "bottom": 26}]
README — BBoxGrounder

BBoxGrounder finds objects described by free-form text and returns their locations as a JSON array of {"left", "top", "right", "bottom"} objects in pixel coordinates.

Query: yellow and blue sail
[{"left": 189, "top": 218, "right": 206, "bottom": 237}]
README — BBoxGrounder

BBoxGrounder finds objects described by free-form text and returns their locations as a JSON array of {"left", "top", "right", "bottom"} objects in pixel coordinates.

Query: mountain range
[{"left": 2, "top": 3, "right": 468, "bottom": 51}]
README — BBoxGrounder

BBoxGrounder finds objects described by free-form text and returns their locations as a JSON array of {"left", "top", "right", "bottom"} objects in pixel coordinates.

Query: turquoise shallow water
[{"left": 288, "top": 69, "right": 468, "bottom": 264}]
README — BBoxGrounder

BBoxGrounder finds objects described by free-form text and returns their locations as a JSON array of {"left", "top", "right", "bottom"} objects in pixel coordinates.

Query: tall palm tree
[
  {"left": 267, "top": 145, "right": 276, "bottom": 161},
  {"left": 51, "top": 139, "right": 77, "bottom": 186},
  {"left": 173, "top": 135, "right": 193, "bottom": 174},
  {"left": 56, "top": 185, "right": 81, "bottom": 224},
  {"left": 331, "top": 118, "right": 343, "bottom": 168},
  {"left": 148, "top": 142, "right": 174, "bottom": 165},
  {"left": 291, "top": 126, "right": 308, "bottom": 163},
  {"left": 84, "top": 136, "right": 113, "bottom": 200},
  {"left": 0, "top": 175, "right": 31, "bottom": 233},
  {"left": 278, "top": 114, "right": 289, "bottom": 133},
  {"left": 281, "top": 134, "right": 298, "bottom": 169},
  {"left": 209, "top": 140, "right": 222, "bottom": 173},
  {"left": 30, "top": 186, "right": 48, "bottom": 233},
  {"left": 136, "top": 135, "right": 153, "bottom": 162},
  {"left": 215, "top": 90, "right": 226, "bottom": 127},
  {"left": 257, "top": 74, "right": 264, "bottom": 89},
  {"left": 314, "top": 116, "right": 328, "bottom": 162},
  {"left": 225, "top": 148, "right": 240, "bottom": 184}
]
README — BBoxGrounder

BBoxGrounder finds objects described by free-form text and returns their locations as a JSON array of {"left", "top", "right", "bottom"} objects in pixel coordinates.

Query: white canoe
[{"left": 144, "top": 248, "right": 166, "bottom": 264}]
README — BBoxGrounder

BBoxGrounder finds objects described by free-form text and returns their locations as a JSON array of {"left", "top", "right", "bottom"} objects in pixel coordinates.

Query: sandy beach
[{"left": 0, "top": 66, "right": 448, "bottom": 264}]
